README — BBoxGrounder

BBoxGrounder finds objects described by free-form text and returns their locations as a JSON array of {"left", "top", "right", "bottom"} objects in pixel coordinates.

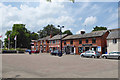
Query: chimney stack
[
  {"left": 81, "top": 31, "right": 85, "bottom": 34},
  {"left": 50, "top": 34, "right": 52, "bottom": 38}
]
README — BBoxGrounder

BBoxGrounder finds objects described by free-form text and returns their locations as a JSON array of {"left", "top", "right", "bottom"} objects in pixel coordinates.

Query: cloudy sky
[{"left": 0, "top": 1, "right": 119, "bottom": 40}]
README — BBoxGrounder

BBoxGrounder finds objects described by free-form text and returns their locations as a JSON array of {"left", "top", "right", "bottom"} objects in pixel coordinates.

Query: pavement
[{"left": 2, "top": 53, "right": 119, "bottom": 78}]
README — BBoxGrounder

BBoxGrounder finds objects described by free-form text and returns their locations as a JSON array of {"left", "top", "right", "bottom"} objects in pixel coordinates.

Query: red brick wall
[{"left": 62, "top": 32, "right": 109, "bottom": 55}]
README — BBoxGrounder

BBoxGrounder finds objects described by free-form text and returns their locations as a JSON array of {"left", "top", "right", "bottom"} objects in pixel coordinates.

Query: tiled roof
[
  {"left": 63, "top": 30, "right": 108, "bottom": 40},
  {"left": 38, "top": 36, "right": 50, "bottom": 41},
  {"left": 107, "top": 29, "right": 120, "bottom": 39},
  {"left": 48, "top": 34, "right": 68, "bottom": 40}
]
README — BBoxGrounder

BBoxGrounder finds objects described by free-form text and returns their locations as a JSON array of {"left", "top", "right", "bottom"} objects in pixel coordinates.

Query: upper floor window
[
  {"left": 70, "top": 40, "right": 73, "bottom": 44},
  {"left": 92, "top": 38, "right": 96, "bottom": 43},
  {"left": 79, "top": 39, "right": 82, "bottom": 44},
  {"left": 113, "top": 39, "right": 117, "bottom": 44},
  {"left": 57, "top": 40, "right": 59, "bottom": 44},
  {"left": 64, "top": 41, "right": 66, "bottom": 45},
  {"left": 53, "top": 40, "right": 55, "bottom": 44},
  {"left": 44, "top": 41, "right": 46, "bottom": 44},
  {"left": 86, "top": 39, "right": 89, "bottom": 43}
]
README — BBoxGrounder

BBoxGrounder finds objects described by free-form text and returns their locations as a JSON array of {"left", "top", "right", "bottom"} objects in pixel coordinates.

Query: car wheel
[
  {"left": 103, "top": 56, "right": 107, "bottom": 59},
  {"left": 91, "top": 55, "right": 95, "bottom": 58},
  {"left": 118, "top": 56, "right": 120, "bottom": 60},
  {"left": 81, "top": 55, "right": 84, "bottom": 57},
  {"left": 97, "top": 56, "right": 100, "bottom": 58}
]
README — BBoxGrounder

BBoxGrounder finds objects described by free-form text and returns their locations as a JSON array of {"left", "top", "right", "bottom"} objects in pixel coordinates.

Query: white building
[{"left": 107, "top": 28, "right": 120, "bottom": 54}]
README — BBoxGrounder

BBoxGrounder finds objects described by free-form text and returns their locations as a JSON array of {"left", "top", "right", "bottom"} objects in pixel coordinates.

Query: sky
[{"left": 0, "top": 1, "right": 119, "bottom": 40}]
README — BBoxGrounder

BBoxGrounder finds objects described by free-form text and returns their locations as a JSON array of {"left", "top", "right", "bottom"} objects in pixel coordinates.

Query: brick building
[
  {"left": 31, "top": 35, "right": 52, "bottom": 53},
  {"left": 62, "top": 30, "right": 109, "bottom": 55},
  {"left": 48, "top": 34, "right": 68, "bottom": 52}
]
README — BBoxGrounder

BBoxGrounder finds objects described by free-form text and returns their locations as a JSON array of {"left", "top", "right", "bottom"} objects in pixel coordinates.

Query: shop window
[
  {"left": 113, "top": 39, "right": 117, "bottom": 44},
  {"left": 92, "top": 38, "right": 96, "bottom": 43},
  {"left": 70, "top": 40, "right": 73, "bottom": 44},
  {"left": 86, "top": 39, "right": 89, "bottom": 43},
  {"left": 78, "top": 47, "right": 83, "bottom": 53},
  {"left": 79, "top": 39, "right": 82, "bottom": 44},
  {"left": 64, "top": 41, "right": 66, "bottom": 45}
]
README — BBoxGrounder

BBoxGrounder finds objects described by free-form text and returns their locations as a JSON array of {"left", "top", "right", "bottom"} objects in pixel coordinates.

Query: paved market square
[{"left": 2, "top": 53, "right": 119, "bottom": 78}]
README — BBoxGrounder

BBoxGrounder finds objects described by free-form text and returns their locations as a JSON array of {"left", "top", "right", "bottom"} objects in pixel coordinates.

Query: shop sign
[
  {"left": 82, "top": 44, "right": 92, "bottom": 46},
  {"left": 97, "top": 46, "right": 101, "bottom": 52}
]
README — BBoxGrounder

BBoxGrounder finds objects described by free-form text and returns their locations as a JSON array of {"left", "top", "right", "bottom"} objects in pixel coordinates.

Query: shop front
[
  {"left": 64, "top": 44, "right": 76, "bottom": 55},
  {"left": 78, "top": 44, "right": 101, "bottom": 54},
  {"left": 49, "top": 45, "right": 60, "bottom": 52}
]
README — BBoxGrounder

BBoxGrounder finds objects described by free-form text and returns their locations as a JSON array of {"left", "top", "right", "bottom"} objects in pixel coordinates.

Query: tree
[
  {"left": 92, "top": 26, "right": 107, "bottom": 32},
  {"left": 4, "top": 24, "right": 38, "bottom": 49},
  {"left": 62, "top": 30, "right": 73, "bottom": 35},
  {"left": 37, "top": 24, "right": 60, "bottom": 38}
]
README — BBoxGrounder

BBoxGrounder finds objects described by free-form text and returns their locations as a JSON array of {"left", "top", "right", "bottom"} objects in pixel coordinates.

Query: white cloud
[
  {"left": 0, "top": 2, "right": 75, "bottom": 41},
  {"left": 83, "top": 16, "right": 97, "bottom": 26},
  {"left": 76, "top": 29, "right": 85, "bottom": 34},
  {"left": 78, "top": 17, "right": 82, "bottom": 21}
]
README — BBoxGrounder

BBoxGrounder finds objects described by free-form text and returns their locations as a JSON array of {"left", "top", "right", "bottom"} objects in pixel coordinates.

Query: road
[{"left": 2, "top": 53, "right": 119, "bottom": 78}]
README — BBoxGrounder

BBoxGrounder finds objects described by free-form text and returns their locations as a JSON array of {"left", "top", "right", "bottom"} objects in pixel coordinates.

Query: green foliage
[
  {"left": 92, "top": 26, "right": 107, "bottom": 32},
  {"left": 62, "top": 30, "right": 73, "bottom": 35},
  {"left": 38, "top": 24, "right": 60, "bottom": 38},
  {"left": 4, "top": 24, "right": 38, "bottom": 49}
]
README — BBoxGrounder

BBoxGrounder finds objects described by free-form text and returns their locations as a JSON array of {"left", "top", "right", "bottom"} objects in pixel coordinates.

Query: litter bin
[{"left": 58, "top": 52, "right": 62, "bottom": 57}]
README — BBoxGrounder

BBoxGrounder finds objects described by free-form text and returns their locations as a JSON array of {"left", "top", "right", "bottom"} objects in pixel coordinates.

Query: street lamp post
[{"left": 58, "top": 25, "right": 64, "bottom": 57}]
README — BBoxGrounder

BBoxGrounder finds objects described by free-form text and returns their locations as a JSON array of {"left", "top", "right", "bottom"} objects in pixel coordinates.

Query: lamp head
[{"left": 58, "top": 25, "right": 60, "bottom": 27}]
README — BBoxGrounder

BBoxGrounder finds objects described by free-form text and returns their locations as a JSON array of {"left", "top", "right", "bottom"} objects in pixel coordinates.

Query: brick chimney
[
  {"left": 50, "top": 34, "right": 52, "bottom": 38},
  {"left": 81, "top": 31, "right": 85, "bottom": 34}
]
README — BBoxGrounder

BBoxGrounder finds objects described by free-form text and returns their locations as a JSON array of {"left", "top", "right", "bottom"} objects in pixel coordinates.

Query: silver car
[
  {"left": 80, "top": 50, "right": 101, "bottom": 58},
  {"left": 101, "top": 52, "right": 120, "bottom": 59}
]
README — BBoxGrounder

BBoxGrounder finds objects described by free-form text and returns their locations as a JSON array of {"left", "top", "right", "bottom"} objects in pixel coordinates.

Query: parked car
[
  {"left": 31, "top": 50, "right": 39, "bottom": 53},
  {"left": 51, "top": 50, "right": 62, "bottom": 56},
  {"left": 80, "top": 50, "right": 101, "bottom": 58},
  {"left": 25, "top": 49, "right": 31, "bottom": 52},
  {"left": 101, "top": 52, "right": 120, "bottom": 59}
]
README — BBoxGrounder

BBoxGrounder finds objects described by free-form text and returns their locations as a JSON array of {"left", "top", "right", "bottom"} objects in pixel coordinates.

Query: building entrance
[{"left": 85, "top": 47, "right": 89, "bottom": 51}]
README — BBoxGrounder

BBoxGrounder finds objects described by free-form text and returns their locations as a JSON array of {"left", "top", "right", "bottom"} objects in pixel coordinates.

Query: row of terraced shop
[{"left": 31, "top": 28, "right": 120, "bottom": 55}]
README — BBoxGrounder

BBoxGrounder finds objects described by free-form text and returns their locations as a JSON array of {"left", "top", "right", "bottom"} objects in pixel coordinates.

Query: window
[
  {"left": 41, "top": 41, "right": 42, "bottom": 44},
  {"left": 44, "top": 41, "right": 46, "bottom": 44},
  {"left": 64, "top": 41, "right": 66, "bottom": 45},
  {"left": 79, "top": 39, "right": 82, "bottom": 44},
  {"left": 49, "top": 41, "right": 51, "bottom": 44},
  {"left": 113, "top": 39, "right": 117, "bottom": 44},
  {"left": 53, "top": 40, "right": 55, "bottom": 44},
  {"left": 78, "top": 47, "right": 83, "bottom": 53},
  {"left": 86, "top": 39, "right": 89, "bottom": 43},
  {"left": 92, "top": 38, "right": 96, "bottom": 43},
  {"left": 70, "top": 40, "right": 73, "bottom": 44},
  {"left": 57, "top": 40, "right": 59, "bottom": 44}
]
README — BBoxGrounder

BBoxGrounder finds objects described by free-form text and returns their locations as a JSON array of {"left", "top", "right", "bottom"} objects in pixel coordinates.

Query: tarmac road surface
[{"left": 2, "top": 53, "right": 119, "bottom": 78}]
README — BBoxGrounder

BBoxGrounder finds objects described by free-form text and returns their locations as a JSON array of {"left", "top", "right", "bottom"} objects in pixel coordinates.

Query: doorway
[{"left": 85, "top": 47, "right": 89, "bottom": 51}]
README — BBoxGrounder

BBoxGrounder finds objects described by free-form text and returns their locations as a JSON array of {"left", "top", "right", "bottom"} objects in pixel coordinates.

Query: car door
[
  {"left": 108, "top": 52, "right": 115, "bottom": 58},
  {"left": 85, "top": 51, "right": 90, "bottom": 57},
  {"left": 113, "top": 52, "right": 119, "bottom": 59}
]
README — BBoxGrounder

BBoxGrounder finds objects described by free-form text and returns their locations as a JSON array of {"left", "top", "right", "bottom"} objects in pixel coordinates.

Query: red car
[{"left": 31, "top": 50, "right": 39, "bottom": 53}]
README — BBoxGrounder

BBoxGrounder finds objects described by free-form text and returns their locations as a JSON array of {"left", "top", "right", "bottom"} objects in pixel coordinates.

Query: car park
[
  {"left": 101, "top": 52, "right": 120, "bottom": 59},
  {"left": 80, "top": 50, "right": 101, "bottom": 58}
]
